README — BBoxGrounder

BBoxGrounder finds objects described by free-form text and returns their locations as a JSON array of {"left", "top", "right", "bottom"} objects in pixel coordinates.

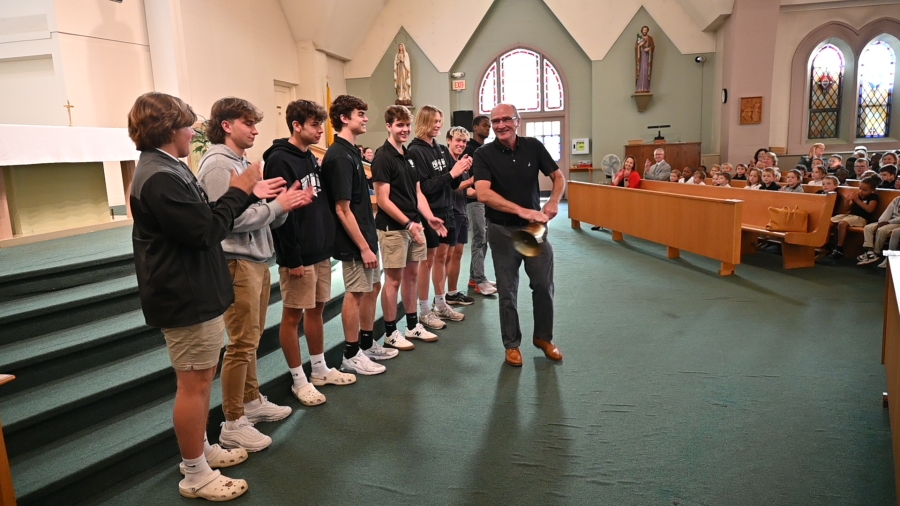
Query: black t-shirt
[
  {"left": 372, "top": 140, "right": 420, "bottom": 231},
  {"left": 850, "top": 193, "right": 878, "bottom": 221},
  {"left": 463, "top": 138, "right": 483, "bottom": 204},
  {"left": 472, "top": 136, "right": 558, "bottom": 226},
  {"left": 321, "top": 136, "right": 378, "bottom": 261}
]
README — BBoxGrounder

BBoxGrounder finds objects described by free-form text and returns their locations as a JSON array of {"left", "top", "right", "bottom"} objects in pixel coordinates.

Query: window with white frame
[{"left": 478, "top": 48, "right": 565, "bottom": 115}]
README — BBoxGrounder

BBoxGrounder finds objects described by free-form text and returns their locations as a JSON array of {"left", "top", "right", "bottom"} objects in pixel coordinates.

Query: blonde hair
[
  {"left": 446, "top": 126, "right": 469, "bottom": 142},
  {"left": 808, "top": 143, "right": 825, "bottom": 158},
  {"left": 415, "top": 105, "right": 443, "bottom": 139}
]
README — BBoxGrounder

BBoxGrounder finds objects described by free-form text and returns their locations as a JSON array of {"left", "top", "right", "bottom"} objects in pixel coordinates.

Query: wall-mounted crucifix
[{"left": 64, "top": 100, "right": 75, "bottom": 127}]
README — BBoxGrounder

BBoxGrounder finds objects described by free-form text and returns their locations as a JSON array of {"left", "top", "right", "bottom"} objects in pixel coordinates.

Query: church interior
[{"left": 2, "top": 0, "right": 900, "bottom": 504}]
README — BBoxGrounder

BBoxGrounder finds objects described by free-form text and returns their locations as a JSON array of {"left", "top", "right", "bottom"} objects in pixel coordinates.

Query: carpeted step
[{"left": 0, "top": 275, "right": 141, "bottom": 345}]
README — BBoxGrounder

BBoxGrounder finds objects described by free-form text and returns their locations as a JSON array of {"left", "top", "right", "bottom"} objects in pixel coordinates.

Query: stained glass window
[
  {"left": 477, "top": 48, "right": 565, "bottom": 115},
  {"left": 807, "top": 44, "right": 844, "bottom": 139},
  {"left": 857, "top": 40, "right": 895, "bottom": 138}
]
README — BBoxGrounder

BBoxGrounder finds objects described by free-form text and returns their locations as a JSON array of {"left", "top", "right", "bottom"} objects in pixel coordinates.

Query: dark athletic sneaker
[{"left": 445, "top": 292, "right": 475, "bottom": 306}]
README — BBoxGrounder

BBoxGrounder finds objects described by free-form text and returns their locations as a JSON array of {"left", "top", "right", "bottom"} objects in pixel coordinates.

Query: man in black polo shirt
[
  {"left": 473, "top": 103, "right": 566, "bottom": 367},
  {"left": 321, "top": 95, "right": 388, "bottom": 376},
  {"left": 464, "top": 115, "right": 496, "bottom": 296},
  {"left": 372, "top": 105, "right": 447, "bottom": 350}
]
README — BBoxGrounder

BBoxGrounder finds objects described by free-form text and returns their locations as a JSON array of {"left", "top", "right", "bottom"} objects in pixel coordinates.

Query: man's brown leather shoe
[
  {"left": 505, "top": 348, "right": 523, "bottom": 367},
  {"left": 533, "top": 339, "right": 563, "bottom": 361}
]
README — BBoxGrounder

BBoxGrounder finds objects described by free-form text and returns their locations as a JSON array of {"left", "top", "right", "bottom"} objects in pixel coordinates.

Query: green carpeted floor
[{"left": 83, "top": 213, "right": 895, "bottom": 506}]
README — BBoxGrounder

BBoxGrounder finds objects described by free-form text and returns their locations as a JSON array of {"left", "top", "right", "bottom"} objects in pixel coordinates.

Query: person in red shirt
[{"left": 612, "top": 155, "right": 641, "bottom": 188}]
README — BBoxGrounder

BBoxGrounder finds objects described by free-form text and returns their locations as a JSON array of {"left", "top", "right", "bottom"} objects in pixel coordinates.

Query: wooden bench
[
  {"left": 835, "top": 187, "right": 900, "bottom": 258},
  {"left": 568, "top": 182, "right": 742, "bottom": 275},
  {"left": 641, "top": 181, "right": 837, "bottom": 269},
  {"left": 0, "top": 374, "right": 14, "bottom": 506}
]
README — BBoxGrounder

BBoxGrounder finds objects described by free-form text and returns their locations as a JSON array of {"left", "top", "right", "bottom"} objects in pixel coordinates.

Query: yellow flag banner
[{"left": 325, "top": 83, "right": 333, "bottom": 147}]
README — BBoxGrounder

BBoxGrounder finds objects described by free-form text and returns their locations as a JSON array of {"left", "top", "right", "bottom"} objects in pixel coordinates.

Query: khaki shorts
[
  {"left": 279, "top": 259, "right": 332, "bottom": 309},
  {"left": 162, "top": 315, "right": 225, "bottom": 372},
  {"left": 831, "top": 214, "right": 867, "bottom": 227},
  {"left": 377, "top": 229, "right": 427, "bottom": 269},
  {"left": 342, "top": 257, "right": 380, "bottom": 293}
]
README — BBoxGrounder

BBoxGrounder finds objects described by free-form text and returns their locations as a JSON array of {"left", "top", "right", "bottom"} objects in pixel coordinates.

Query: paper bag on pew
[{"left": 766, "top": 206, "right": 808, "bottom": 232}]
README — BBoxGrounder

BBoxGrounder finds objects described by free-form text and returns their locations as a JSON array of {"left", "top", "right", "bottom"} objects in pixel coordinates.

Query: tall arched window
[
  {"left": 478, "top": 49, "right": 565, "bottom": 115},
  {"left": 807, "top": 44, "right": 844, "bottom": 139},
  {"left": 857, "top": 40, "right": 895, "bottom": 138}
]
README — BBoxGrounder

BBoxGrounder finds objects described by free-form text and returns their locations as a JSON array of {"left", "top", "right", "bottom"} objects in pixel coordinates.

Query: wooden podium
[{"left": 625, "top": 142, "right": 701, "bottom": 177}]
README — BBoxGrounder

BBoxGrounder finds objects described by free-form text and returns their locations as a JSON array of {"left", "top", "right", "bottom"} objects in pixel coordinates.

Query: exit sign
[{"left": 452, "top": 80, "right": 466, "bottom": 91}]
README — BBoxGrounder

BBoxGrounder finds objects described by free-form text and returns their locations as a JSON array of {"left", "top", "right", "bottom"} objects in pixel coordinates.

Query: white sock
[
  {"left": 419, "top": 299, "right": 430, "bottom": 315},
  {"left": 203, "top": 433, "right": 214, "bottom": 457},
  {"left": 181, "top": 454, "right": 214, "bottom": 487},
  {"left": 225, "top": 415, "right": 249, "bottom": 431},
  {"left": 435, "top": 294, "right": 448, "bottom": 310},
  {"left": 448, "top": 290, "right": 460, "bottom": 296},
  {"left": 290, "top": 366, "right": 309, "bottom": 388},
  {"left": 310, "top": 353, "right": 329, "bottom": 377},
  {"left": 244, "top": 397, "right": 261, "bottom": 410}
]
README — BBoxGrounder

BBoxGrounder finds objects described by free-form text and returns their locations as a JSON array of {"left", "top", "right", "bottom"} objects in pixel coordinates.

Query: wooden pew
[
  {"left": 0, "top": 374, "right": 15, "bottom": 506},
  {"left": 568, "top": 182, "right": 742, "bottom": 275},
  {"left": 835, "top": 187, "right": 900, "bottom": 258},
  {"left": 882, "top": 254, "right": 900, "bottom": 506},
  {"left": 641, "top": 181, "right": 836, "bottom": 269}
]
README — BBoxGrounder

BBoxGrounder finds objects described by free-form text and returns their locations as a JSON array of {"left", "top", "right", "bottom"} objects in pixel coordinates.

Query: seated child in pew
[
  {"left": 815, "top": 175, "right": 839, "bottom": 194},
  {"left": 692, "top": 170, "right": 707, "bottom": 185},
  {"left": 857, "top": 184, "right": 900, "bottom": 266},
  {"left": 709, "top": 165, "right": 721, "bottom": 178},
  {"left": 780, "top": 169, "right": 805, "bottom": 193},
  {"left": 733, "top": 164, "right": 748, "bottom": 180},
  {"left": 809, "top": 165, "right": 826, "bottom": 186},
  {"left": 879, "top": 165, "right": 897, "bottom": 189},
  {"left": 760, "top": 168, "right": 781, "bottom": 191},
  {"left": 721, "top": 163, "right": 734, "bottom": 176},
  {"left": 713, "top": 173, "right": 732, "bottom": 187},
  {"left": 679, "top": 166, "right": 694, "bottom": 183},
  {"left": 746, "top": 168, "right": 762, "bottom": 189},
  {"left": 826, "top": 176, "right": 878, "bottom": 260},
  {"left": 669, "top": 169, "right": 682, "bottom": 182}
]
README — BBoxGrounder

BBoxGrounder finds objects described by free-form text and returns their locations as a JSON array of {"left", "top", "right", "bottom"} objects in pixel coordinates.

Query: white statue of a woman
[{"left": 394, "top": 43, "right": 412, "bottom": 106}]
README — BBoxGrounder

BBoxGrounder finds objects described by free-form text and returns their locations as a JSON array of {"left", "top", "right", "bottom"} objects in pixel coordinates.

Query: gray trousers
[
  {"left": 467, "top": 202, "right": 489, "bottom": 283},
  {"left": 487, "top": 222, "right": 555, "bottom": 349}
]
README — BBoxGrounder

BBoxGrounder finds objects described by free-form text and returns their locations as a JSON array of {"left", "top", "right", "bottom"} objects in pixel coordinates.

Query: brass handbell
[{"left": 511, "top": 222, "right": 547, "bottom": 257}]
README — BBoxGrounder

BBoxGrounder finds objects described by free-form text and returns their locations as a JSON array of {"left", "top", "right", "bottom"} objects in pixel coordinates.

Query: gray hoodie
[{"left": 197, "top": 144, "right": 287, "bottom": 263}]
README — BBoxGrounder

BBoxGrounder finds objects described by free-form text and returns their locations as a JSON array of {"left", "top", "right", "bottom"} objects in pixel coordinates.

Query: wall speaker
[{"left": 452, "top": 110, "right": 474, "bottom": 130}]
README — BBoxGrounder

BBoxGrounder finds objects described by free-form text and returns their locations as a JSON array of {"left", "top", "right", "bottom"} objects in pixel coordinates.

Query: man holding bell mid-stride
[{"left": 471, "top": 103, "right": 566, "bottom": 367}]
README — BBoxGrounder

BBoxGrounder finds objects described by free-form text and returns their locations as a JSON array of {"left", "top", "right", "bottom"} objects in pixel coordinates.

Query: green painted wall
[
  {"left": 347, "top": 27, "right": 451, "bottom": 149},
  {"left": 592, "top": 8, "right": 714, "bottom": 167}
]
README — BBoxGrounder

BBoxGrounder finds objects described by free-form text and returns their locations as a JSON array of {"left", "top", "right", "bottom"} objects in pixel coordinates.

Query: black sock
[
  {"left": 835, "top": 246, "right": 843, "bottom": 253},
  {"left": 344, "top": 341, "right": 360, "bottom": 359},
  {"left": 385, "top": 319, "right": 397, "bottom": 336},
  {"left": 406, "top": 312, "right": 418, "bottom": 329},
  {"left": 360, "top": 329, "right": 374, "bottom": 350}
]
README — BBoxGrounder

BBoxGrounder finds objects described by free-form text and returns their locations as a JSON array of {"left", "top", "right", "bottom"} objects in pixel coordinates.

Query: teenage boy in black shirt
[
  {"left": 463, "top": 115, "right": 497, "bottom": 296},
  {"left": 408, "top": 105, "right": 470, "bottom": 329},
  {"left": 264, "top": 99, "right": 358, "bottom": 407},
  {"left": 372, "top": 105, "right": 448, "bottom": 351},
  {"left": 444, "top": 126, "right": 476, "bottom": 306},
  {"left": 321, "top": 95, "right": 387, "bottom": 376},
  {"left": 473, "top": 103, "right": 566, "bottom": 368}
]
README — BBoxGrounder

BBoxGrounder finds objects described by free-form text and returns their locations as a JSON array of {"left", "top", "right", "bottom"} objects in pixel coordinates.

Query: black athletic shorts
[
  {"left": 454, "top": 213, "right": 468, "bottom": 245},
  {"left": 425, "top": 210, "right": 456, "bottom": 248}
]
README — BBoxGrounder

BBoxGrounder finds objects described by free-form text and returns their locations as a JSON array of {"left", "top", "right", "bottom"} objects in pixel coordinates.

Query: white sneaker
[
  {"left": 420, "top": 311, "right": 446, "bottom": 329},
  {"left": 433, "top": 304, "right": 465, "bottom": 321},
  {"left": 405, "top": 323, "right": 438, "bottom": 342},
  {"left": 219, "top": 416, "right": 271, "bottom": 452},
  {"left": 243, "top": 395, "right": 291, "bottom": 423},
  {"left": 385, "top": 330, "right": 416, "bottom": 350},
  {"left": 340, "top": 350, "right": 386, "bottom": 375},
  {"left": 475, "top": 282, "right": 497, "bottom": 295},
  {"left": 879, "top": 258, "right": 889, "bottom": 269},
  {"left": 364, "top": 340, "right": 399, "bottom": 360}
]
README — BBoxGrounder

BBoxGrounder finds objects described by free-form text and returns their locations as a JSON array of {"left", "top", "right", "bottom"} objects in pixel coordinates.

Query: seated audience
[
  {"left": 698, "top": 164, "right": 708, "bottom": 175},
  {"left": 827, "top": 176, "right": 878, "bottom": 260},
  {"left": 809, "top": 165, "right": 826, "bottom": 186},
  {"left": 746, "top": 168, "right": 762, "bottom": 189},
  {"left": 721, "top": 163, "right": 734, "bottom": 175},
  {"left": 612, "top": 155, "right": 641, "bottom": 188},
  {"left": 801, "top": 143, "right": 826, "bottom": 172},
  {"left": 819, "top": 175, "right": 839, "bottom": 194},
  {"left": 760, "top": 168, "right": 781, "bottom": 191},
  {"left": 882, "top": 152, "right": 899, "bottom": 170},
  {"left": 692, "top": 170, "right": 706, "bottom": 185},
  {"left": 827, "top": 154, "right": 843, "bottom": 174},
  {"left": 857, "top": 190, "right": 900, "bottom": 266},
  {"left": 733, "top": 164, "right": 748, "bottom": 180},
  {"left": 765, "top": 152, "right": 778, "bottom": 169},
  {"left": 669, "top": 168, "right": 682, "bottom": 182},
  {"left": 709, "top": 164, "right": 721, "bottom": 178},
  {"left": 811, "top": 157, "right": 826, "bottom": 173},
  {"left": 853, "top": 158, "right": 869, "bottom": 180},
  {"left": 679, "top": 166, "right": 694, "bottom": 183},
  {"left": 780, "top": 169, "right": 805, "bottom": 193},
  {"left": 714, "top": 173, "right": 732, "bottom": 187},
  {"left": 794, "top": 163, "right": 809, "bottom": 178},
  {"left": 862, "top": 170, "right": 878, "bottom": 179},
  {"left": 879, "top": 165, "right": 897, "bottom": 189},
  {"left": 753, "top": 148, "right": 768, "bottom": 169},
  {"left": 362, "top": 147, "right": 375, "bottom": 163},
  {"left": 871, "top": 152, "right": 883, "bottom": 172}
]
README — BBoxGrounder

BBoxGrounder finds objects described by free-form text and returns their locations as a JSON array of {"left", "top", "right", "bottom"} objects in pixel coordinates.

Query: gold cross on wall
[{"left": 64, "top": 100, "right": 74, "bottom": 126}]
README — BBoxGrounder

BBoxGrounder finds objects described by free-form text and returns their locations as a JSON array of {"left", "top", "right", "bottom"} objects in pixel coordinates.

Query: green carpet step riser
[
  {"left": 0, "top": 294, "right": 142, "bottom": 345},
  {"left": 0, "top": 257, "right": 135, "bottom": 302}
]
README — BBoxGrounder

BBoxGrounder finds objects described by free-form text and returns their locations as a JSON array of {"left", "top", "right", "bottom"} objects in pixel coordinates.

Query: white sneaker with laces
[
  {"left": 219, "top": 416, "right": 271, "bottom": 452},
  {"left": 385, "top": 330, "right": 416, "bottom": 350},
  {"left": 475, "top": 282, "right": 497, "bottom": 295},
  {"left": 405, "top": 324, "right": 438, "bottom": 342},
  {"left": 420, "top": 311, "right": 447, "bottom": 329},
  {"left": 243, "top": 395, "right": 291, "bottom": 423},
  {"left": 363, "top": 340, "right": 399, "bottom": 360},
  {"left": 340, "top": 350, "right": 386, "bottom": 375},
  {"left": 433, "top": 304, "right": 465, "bottom": 321}
]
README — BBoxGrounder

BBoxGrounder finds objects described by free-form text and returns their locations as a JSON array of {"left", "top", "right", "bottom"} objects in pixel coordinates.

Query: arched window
[
  {"left": 478, "top": 48, "right": 565, "bottom": 115},
  {"left": 857, "top": 40, "right": 895, "bottom": 138},
  {"left": 807, "top": 44, "right": 844, "bottom": 139}
]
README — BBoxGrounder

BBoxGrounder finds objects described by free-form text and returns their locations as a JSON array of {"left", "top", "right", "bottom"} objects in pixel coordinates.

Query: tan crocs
[
  {"left": 179, "top": 470, "right": 248, "bottom": 501},
  {"left": 179, "top": 445, "right": 248, "bottom": 474},
  {"left": 292, "top": 383, "right": 326, "bottom": 406},
  {"left": 310, "top": 368, "right": 356, "bottom": 387}
]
